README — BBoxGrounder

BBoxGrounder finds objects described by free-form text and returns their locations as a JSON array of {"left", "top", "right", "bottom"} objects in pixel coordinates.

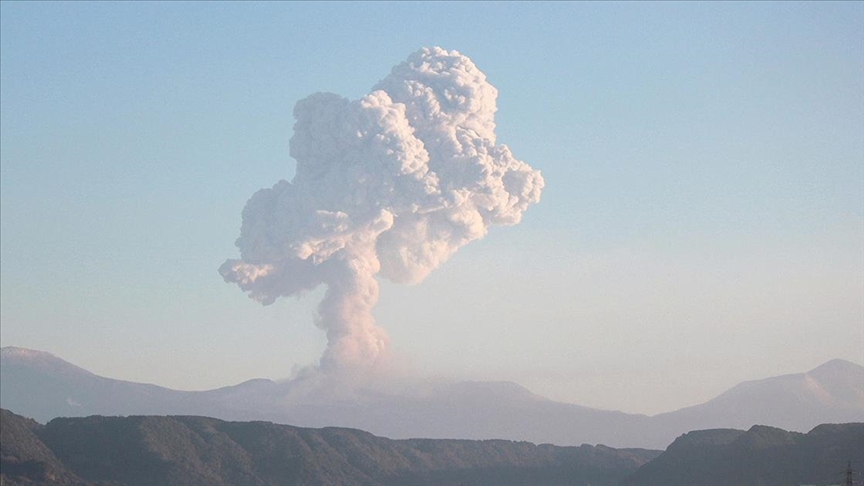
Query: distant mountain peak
[
  {"left": 444, "top": 380, "right": 547, "bottom": 402},
  {"left": 808, "top": 358, "right": 864, "bottom": 376},
  {"left": 1, "top": 346, "right": 57, "bottom": 360},
  {"left": 1, "top": 346, "right": 94, "bottom": 378}
]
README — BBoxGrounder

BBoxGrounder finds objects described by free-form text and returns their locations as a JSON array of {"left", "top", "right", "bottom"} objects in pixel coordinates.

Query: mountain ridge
[
  {"left": 3, "top": 408, "right": 861, "bottom": 486},
  {"left": 2, "top": 346, "right": 862, "bottom": 449},
  {"left": 0, "top": 408, "right": 661, "bottom": 486},
  {"left": 622, "top": 422, "right": 864, "bottom": 486},
  {"left": 651, "top": 357, "right": 864, "bottom": 434}
]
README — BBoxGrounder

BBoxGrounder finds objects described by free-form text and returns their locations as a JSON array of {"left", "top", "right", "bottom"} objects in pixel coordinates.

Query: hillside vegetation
[
  {"left": 623, "top": 422, "right": 864, "bottom": 486},
  {"left": 3, "top": 408, "right": 861, "bottom": 486},
  {"left": 0, "top": 409, "right": 657, "bottom": 486}
]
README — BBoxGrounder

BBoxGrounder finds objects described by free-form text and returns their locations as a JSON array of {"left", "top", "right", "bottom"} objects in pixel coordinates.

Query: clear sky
[{"left": 1, "top": 1, "right": 862, "bottom": 415}]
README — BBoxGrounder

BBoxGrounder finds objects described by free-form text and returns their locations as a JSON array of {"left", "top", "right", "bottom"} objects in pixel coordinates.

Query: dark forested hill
[
  {"left": 0, "top": 409, "right": 659, "bottom": 486},
  {"left": 4, "top": 409, "right": 861, "bottom": 486},
  {"left": 621, "top": 422, "right": 864, "bottom": 486},
  {"left": 0, "top": 408, "right": 82, "bottom": 485}
]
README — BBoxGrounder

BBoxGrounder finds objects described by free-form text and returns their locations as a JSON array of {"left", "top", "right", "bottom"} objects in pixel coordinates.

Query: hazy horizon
[
  {"left": 3, "top": 344, "right": 863, "bottom": 419},
  {"left": 2, "top": 2, "right": 862, "bottom": 416}
]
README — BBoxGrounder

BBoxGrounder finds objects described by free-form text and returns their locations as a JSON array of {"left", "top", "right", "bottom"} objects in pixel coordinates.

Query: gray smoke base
[{"left": 220, "top": 47, "right": 544, "bottom": 373}]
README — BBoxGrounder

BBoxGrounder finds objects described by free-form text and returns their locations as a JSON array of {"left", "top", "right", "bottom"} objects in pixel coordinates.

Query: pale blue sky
[{"left": 2, "top": 2, "right": 862, "bottom": 414}]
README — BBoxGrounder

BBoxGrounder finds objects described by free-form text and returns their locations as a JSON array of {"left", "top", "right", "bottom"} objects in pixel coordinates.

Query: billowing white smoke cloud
[{"left": 220, "top": 47, "right": 544, "bottom": 373}]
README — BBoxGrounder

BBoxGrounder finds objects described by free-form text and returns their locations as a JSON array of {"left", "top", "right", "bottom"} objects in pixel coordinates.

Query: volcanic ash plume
[{"left": 220, "top": 47, "right": 544, "bottom": 373}]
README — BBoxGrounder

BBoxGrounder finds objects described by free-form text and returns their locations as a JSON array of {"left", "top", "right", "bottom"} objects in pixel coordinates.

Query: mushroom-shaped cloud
[{"left": 220, "top": 47, "right": 544, "bottom": 373}]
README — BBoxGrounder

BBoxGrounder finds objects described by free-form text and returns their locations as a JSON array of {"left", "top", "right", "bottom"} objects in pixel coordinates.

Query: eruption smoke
[{"left": 220, "top": 47, "right": 544, "bottom": 372}]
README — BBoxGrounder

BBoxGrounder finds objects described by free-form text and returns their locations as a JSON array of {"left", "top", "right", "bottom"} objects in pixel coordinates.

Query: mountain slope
[
  {"left": 4, "top": 408, "right": 860, "bottom": 486},
  {"left": 653, "top": 359, "right": 864, "bottom": 434},
  {"left": 0, "top": 347, "right": 659, "bottom": 447},
  {"left": 621, "top": 422, "right": 864, "bottom": 486},
  {"left": 0, "top": 408, "right": 83, "bottom": 485},
  {"left": 0, "top": 347, "right": 277, "bottom": 423},
  {"left": 2, "top": 347, "right": 862, "bottom": 449},
  {"left": 0, "top": 408, "right": 660, "bottom": 486}
]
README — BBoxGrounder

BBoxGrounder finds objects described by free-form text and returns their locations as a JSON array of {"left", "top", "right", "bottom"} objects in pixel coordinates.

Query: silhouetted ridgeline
[
  {"left": 0, "top": 409, "right": 658, "bottom": 486},
  {"left": 622, "top": 423, "right": 864, "bottom": 486},
  {"left": 3, "top": 409, "right": 862, "bottom": 486},
  {"left": 0, "top": 409, "right": 83, "bottom": 485}
]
